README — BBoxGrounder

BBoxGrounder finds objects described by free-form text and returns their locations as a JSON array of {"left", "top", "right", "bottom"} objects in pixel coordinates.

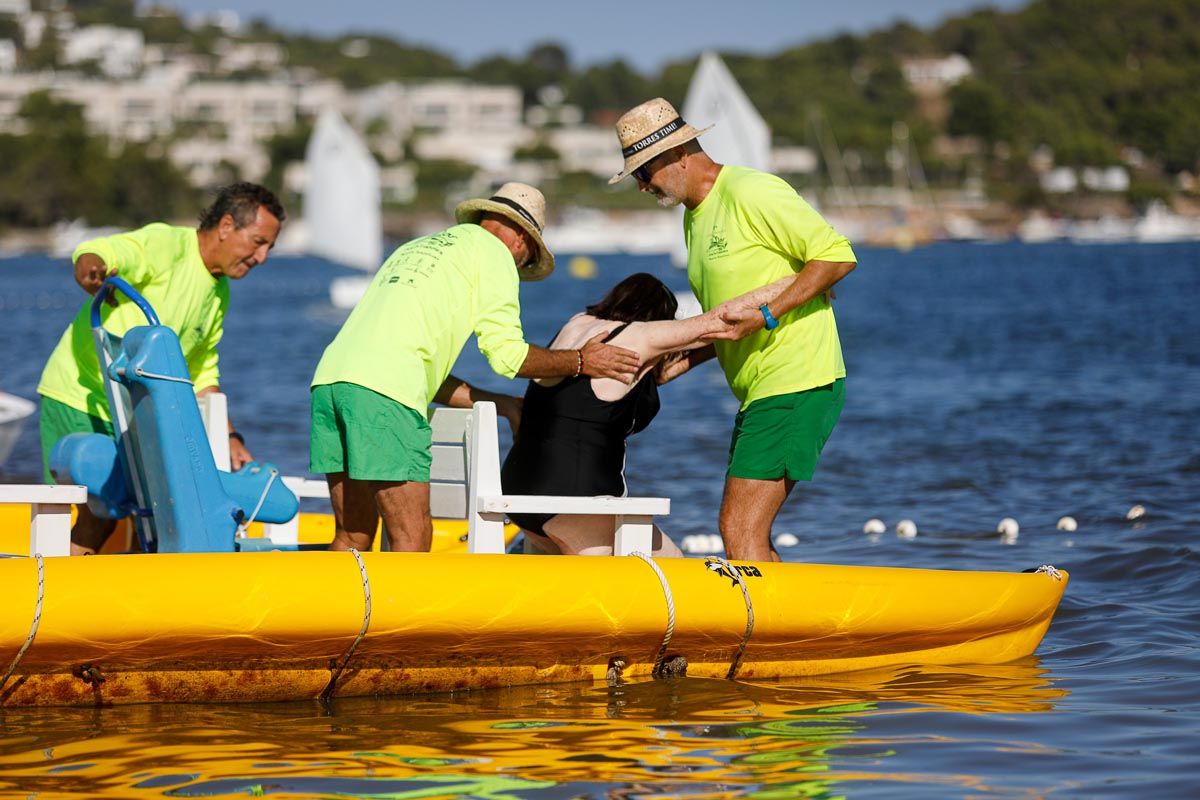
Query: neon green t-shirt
[
  {"left": 685, "top": 166, "right": 857, "bottom": 408},
  {"left": 37, "top": 223, "right": 229, "bottom": 421},
  {"left": 311, "top": 224, "right": 530, "bottom": 416}
]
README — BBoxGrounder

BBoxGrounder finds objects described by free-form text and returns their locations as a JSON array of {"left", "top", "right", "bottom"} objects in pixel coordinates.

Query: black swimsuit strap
[{"left": 602, "top": 322, "right": 631, "bottom": 343}]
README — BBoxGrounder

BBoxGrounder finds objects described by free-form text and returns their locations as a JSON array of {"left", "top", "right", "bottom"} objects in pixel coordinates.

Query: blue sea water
[{"left": 1, "top": 241, "right": 1198, "bottom": 797}]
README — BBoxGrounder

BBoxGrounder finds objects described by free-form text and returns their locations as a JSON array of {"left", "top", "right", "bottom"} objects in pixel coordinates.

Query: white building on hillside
[
  {"left": 407, "top": 81, "right": 522, "bottom": 130},
  {"left": 413, "top": 127, "right": 533, "bottom": 171},
  {"left": 170, "top": 136, "right": 269, "bottom": 186},
  {"left": 547, "top": 125, "right": 620, "bottom": 177},
  {"left": 212, "top": 39, "right": 285, "bottom": 74},
  {"left": 61, "top": 25, "right": 144, "bottom": 78},
  {"left": 902, "top": 54, "right": 972, "bottom": 92},
  {"left": 176, "top": 80, "right": 295, "bottom": 143},
  {"left": 54, "top": 78, "right": 175, "bottom": 141},
  {"left": 1040, "top": 167, "right": 1077, "bottom": 193},
  {"left": 1081, "top": 166, "right": 1129, "bottom": 192},
  {"left": 0, "top": 39, "right": 15, "bottom": 74}
]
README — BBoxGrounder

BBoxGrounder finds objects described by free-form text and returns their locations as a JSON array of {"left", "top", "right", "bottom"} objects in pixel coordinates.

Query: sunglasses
[{"left": 633, "top": 147, "right": 679, "bottom": 183}]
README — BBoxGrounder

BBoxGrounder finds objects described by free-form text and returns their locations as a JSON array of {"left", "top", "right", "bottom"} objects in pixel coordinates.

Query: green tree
[
  {"left": 0, "top": 92, "right": 193, "bottom": 229},
  {"left": 261, "top": 122, "right": 314, "bottom": 204},
  {"left": 565, "top": 59, "right": 651, "bottom": 118},
  {"left": 946, "top": 79, "right": 1010, "bottom": 144},
  {"left": 411, "top": 159, "right": 477, "bottom": 211}
]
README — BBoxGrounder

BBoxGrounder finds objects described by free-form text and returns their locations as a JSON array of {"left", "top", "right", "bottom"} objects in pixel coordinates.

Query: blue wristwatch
[{"left": 759, "top": 304, "right": 779, "bottom": 331}]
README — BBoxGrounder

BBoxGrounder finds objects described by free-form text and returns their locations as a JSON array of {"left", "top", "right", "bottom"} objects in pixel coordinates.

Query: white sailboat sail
[
  {"left": 682, "top": 51, "right": 771, "bottom": 172},
  {"left": 671, "top": 52, "right": 772, "bottom": 268},
  {"left": 304, "top": 110, "right": 382, "bottom": 308}
]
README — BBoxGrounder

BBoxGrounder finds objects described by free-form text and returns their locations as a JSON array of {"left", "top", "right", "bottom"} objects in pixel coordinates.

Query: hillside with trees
[{"left": 3, "top": 0, "right": 1198, "bottom": 229}]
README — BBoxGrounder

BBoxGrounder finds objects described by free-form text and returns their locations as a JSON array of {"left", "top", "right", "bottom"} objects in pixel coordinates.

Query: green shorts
[
  {"left": 309, "top": 382, "right": 432, "bottom": 482},
  {"left": 727, "top": 379, "right": 845, "bottom": 481},
  {"left": 39, "top": 395, "right": 114, "bottom": 484}
]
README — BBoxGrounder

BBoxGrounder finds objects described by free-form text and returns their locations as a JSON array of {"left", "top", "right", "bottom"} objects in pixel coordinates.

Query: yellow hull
[{"left": 0, "top": 547, "right": 1067, "bottom": 707}]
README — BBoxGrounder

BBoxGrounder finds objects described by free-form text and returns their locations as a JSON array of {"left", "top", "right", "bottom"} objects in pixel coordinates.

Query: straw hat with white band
[
  {"left": 456, "top": 182, "right": 555, "bottom": 281},
  {"left": 609, "top": 97, "right": 713, "bottom": 185}
]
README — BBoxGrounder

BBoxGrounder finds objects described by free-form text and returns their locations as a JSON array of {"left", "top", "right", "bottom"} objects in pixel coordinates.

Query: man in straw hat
[
  {"left": 309, "top": 182, "right": 640, "bottom": 552},
  {"left": 611, "top": 97, "right": 857, "bottom": 562}
]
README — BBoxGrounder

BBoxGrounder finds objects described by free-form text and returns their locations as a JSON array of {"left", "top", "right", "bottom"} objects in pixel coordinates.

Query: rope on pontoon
[
  {"left": 1035, "top": 564, "right": 1063, "bottom": 580},
  {"left": 630, "top": 551, "right": 676, "bottom": 677},
  {"left": 0, "top": 554, "right": 44, "bottom": 694},
  {"left": 709, "top": 556, "right": 756, "bottom": 680},
  {"left": 320, "top": 548, "right": 372, "bottom": 702}
]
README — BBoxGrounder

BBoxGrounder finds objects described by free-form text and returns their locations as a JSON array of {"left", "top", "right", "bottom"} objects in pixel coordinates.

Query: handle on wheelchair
[{"left": 90, "top": 276, "right": 160, "bottom": 329}]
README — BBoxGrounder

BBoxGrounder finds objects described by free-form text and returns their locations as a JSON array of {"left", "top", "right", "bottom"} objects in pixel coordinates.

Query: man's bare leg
[
  {"left": 718, "top": 476, "right": 796, "bottom": 562},
  {"left": 327, "top": 472, "right": 380, "bottom": 551},
  {"left": 70, "top": 504, "right": 118, "bottom": 555},
  {"left": 374, "top": 480, "right": 433, "bottom": 552}
]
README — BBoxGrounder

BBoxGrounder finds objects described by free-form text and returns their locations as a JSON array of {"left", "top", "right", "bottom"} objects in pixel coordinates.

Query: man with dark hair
[{"left": 37, "top": 181, "right": 285, "bottom": 554}]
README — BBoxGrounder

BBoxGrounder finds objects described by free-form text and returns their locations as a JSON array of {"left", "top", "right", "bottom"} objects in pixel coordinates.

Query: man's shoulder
[
  {"left": 122, "top": 221, "right": 190, "bottom": 241},
  {"left": 720, "top": 166, "right": 796, "bottom": 200},
  {"left": 73, "top": 222, "right": 191, "bottom": 265}
]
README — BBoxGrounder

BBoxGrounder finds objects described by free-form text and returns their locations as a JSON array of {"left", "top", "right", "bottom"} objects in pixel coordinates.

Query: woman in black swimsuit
[{"left": 500, "top": 272, "right": 737, "bottom": 556}]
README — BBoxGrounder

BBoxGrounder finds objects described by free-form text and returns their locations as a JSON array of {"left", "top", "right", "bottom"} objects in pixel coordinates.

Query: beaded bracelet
[{"left": 573, "top": 349, "right": 584, "bottom": 378}]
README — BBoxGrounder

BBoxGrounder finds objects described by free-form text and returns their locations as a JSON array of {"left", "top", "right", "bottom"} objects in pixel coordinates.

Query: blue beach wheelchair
[{"left": 49, "top": 277, "right": 298, "bottom": 553}]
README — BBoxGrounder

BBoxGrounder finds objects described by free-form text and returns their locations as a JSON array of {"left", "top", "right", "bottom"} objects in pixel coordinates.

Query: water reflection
[{"left": 0, "top": 660, "right": 1065, "bottom": 798}]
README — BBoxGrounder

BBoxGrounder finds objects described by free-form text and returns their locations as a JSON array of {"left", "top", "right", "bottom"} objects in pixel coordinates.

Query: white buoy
[
  {"left": 681, "top": 535, "right": 707, "bottom": 554},
  {"left": 863, "top": 518, "right": 886, "bottom": 535},
  {"left": 1056, "top": 516, "right": 1078, "bottom": 532},
  {"left": 1000, "top": 531, "right": 1019, "bottom": 545},
  {"left": 896, "top": 519, "right": 917, "bottom": 539},
  {"left": 1126, "top": 504, "right": 1145, "bottom": 521},
  {"left": 774, "top": 532, "right": 799, "bottom": 548},
  {"left": 997, "top": 517, "right": 1020, "bottom": 537}
]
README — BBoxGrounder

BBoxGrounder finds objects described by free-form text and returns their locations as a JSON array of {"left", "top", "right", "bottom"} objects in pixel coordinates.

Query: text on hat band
[{"left": 622, "top": 117, "right": 685, "bottom": 158}]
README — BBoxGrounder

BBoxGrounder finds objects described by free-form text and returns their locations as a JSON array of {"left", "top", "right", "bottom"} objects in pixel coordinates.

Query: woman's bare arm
[{"left": 656, "top": 344, "right": 717, "bottom": 385}]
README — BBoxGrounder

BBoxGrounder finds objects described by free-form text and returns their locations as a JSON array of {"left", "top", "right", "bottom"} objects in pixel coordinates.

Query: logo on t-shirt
[{"left": 707, "top": 231, "right": 729, "bottom": 259}]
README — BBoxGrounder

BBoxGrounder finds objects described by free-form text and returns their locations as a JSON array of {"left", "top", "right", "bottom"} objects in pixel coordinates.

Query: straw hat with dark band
[
  {"left": 456, "top": 182, "right": 555, "bottom": 281},
  {"left": 609, "top": 97, "right": 713, "bottom": 184}
]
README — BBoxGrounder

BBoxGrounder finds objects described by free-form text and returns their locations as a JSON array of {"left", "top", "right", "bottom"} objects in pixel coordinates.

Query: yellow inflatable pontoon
[{"left": 0, "top": 542, "right": 1068, "bottom": 707}]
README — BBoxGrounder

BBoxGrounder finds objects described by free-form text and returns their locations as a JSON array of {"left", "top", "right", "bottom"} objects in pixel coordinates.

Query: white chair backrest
[
  {"left": 428, "top": 406, "right": 474, "bottom": 520},
  {"left": 264, "top": 401, "right": 667, "bottom": 556}
]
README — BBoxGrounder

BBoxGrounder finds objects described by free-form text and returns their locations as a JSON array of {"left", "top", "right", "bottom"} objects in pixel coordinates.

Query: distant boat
[
  {"left": 1016, "top": 211, "right": 1068, "bottom": 243},
  {"left": 0, "top": 391, "right": 35, "bottom": 470},
  {"left": 1068, "top": 214, "right": 1134, "bottom": 245},
  {"left": 1133, "top": 201, "right": 1200, "bottom": 243},
  {"left": 301, "top": 109, "right": 382, "bottom": 309}
]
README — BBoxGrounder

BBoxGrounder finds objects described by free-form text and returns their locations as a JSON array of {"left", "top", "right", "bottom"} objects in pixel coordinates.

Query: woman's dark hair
[
  {"left": 586, "top": 272, "right": 678, "bottom": 323},
  {"left": 198, "top": 182, "right": 286, "bottom": 231}
]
